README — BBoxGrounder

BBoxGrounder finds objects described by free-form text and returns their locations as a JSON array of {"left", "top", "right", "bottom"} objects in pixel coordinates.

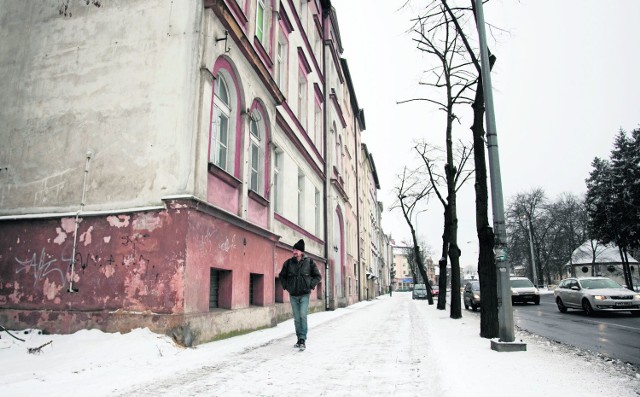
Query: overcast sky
[{"left": 332, "top": 0, "right": 640, "bottom": 265}]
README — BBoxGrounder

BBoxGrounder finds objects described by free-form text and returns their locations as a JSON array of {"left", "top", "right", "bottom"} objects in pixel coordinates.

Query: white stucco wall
[{"left": 0, "top": 0, "right": 202, "bottom": 214}]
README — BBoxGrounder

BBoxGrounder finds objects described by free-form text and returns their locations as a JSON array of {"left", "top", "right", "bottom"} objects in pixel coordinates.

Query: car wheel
[
  {"left": 464, "top": 301, "right": 469, "bottom": 310},
  {"left": 471, "top": 302, "right": 478, "bottom": 312},
  {"left": 534, "top": 297, "right": 540, "bottom": 305},
  {"left": 582, "top": 299, "right": 594, "bottom": 316},
  {"left": 556, "top": 297, "right": 567, "bottom": 313}
]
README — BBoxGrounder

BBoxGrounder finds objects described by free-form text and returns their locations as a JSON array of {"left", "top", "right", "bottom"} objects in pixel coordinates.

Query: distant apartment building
[{"left": 391, "top": 240, "right": 436, "bottom": 289}]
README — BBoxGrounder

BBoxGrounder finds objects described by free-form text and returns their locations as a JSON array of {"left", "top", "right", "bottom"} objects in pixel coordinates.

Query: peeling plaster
[
  {"left": 169, "top": 261, "right": 185, "bottom": 312},
  {"left": 61, "top": 217, "right": 76, "bottom": 233},
  {"left": 53, "top": 227, "right": 67, "bottom": 245},
  {"left": 9, "top": 281, "right": 23, "bottom": 303},
  {"left": 102, "top": 264, "right": 115, "bottom": 278},
  {"left": 103, "top": 236, "right": 111, "bottom": 243},
  {"left": 107, "top": 215, "right": 130, "bottom": 228},
  {"left": 80, "top": 226, "right": 94, "bottom": 246},
  {"left": 43, "top": 278, "right": 63, "bottom": 300},
  {"left": 132, "top": 213, "right": 162, "bottom": 232}
]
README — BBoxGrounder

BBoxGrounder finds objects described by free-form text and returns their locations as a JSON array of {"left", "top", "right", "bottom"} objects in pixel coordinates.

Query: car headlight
[
  {"left": 474, "top": 294, "right": 480, "bottom": 300},
  {"left": 593, "top": 295, "right": 606, "bottom": 301},
  {"left": 634, "top": 294, "right": 640, "bottom": 300},
  {"left": 511, "top": 289, "right": 517, "bottom": 295}
]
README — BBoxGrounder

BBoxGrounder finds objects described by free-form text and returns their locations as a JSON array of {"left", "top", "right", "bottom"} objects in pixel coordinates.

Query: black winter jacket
[{"left": 279, "top": 256, "right": 322, "bottom": 296}]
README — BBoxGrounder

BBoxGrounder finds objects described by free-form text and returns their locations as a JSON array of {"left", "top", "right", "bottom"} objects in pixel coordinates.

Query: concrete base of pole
[{"left": 490, "top": 339, "right": 527, "bottom": 352}]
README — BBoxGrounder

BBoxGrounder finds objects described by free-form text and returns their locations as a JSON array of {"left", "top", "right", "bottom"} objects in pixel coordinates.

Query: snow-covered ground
[{"left": 1, "top": 291, "right": 639, "bottom": 396}]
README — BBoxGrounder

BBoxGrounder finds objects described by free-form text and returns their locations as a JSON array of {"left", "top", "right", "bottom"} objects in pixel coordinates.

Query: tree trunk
[
  {"left": 471, "top": 72, "right": 499, "bottom": 338},
  {"left": 437, "top": 205, "right": 450, "bottom": 310},
  {"left": 447, "top": 167, "right": 462, "bottom": 319},
  {"left": 411, "top": 227, "right": 434, "bottom": 305}
]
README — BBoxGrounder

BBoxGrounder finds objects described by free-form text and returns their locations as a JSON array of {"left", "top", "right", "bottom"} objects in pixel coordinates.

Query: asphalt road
[{"left": 511, "top": 293, "right": 640, "bottom": 366}]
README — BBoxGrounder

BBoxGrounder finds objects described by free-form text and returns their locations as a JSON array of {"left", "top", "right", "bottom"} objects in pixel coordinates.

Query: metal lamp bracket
[{"left": 216, "top": 30, "right": 230, "bottom": 53}]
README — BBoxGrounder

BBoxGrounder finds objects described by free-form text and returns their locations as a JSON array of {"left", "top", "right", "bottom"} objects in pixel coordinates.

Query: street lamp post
[
  {"left": 525, "top": 217, "right": 538, "bottom": 287},
  {"left": 474, "top": 0, "right": 523, "bottom": 350}
]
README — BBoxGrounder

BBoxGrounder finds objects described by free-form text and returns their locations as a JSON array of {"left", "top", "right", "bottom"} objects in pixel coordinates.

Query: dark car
[
  {"left": 412, "top": 284, "right": 428, "bottom": 300},
  {"left": 463, "top": 280, "right": 480, "bottom": 311}
]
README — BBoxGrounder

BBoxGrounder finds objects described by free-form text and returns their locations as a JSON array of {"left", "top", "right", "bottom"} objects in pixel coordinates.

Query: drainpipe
[
  {"left": 354, "top": 111, "right": 361, "bottom": 301},
  {"left": 321, "top": 5, "right": 330, "bottom": 310},
  {"left": 68, "top": 150, "right": 93, "bottom": 293}
]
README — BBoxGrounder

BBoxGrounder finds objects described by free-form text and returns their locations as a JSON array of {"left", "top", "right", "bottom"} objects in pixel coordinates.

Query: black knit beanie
[{"left": 293, "top": 239, "right": 305, "bottom": 252}]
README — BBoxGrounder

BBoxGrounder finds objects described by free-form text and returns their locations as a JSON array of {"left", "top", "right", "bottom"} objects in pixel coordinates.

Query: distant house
[{"left": 564, "top": 241, "right": 639, "bottom": 288}]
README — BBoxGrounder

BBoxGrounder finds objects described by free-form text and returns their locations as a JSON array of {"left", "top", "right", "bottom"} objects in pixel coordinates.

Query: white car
[
  {"left": 554, "top": 277, "right": 640, "bottom": 316},
  {"left": 510, "top": 277, "right": 540, "bottom": 305}
]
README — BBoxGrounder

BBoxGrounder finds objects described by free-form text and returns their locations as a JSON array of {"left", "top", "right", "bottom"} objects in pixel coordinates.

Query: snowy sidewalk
[{"left": 1, "top": 292, "right": 639, "bottom": 396}]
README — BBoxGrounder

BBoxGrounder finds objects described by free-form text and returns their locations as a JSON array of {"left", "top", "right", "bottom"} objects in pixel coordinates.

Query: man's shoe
[
  {"left": 299, "top": 339, "right": 306, "bottom": 351},
  {"left": 294, "top": 338, "right": 302, "bottom": 348}
]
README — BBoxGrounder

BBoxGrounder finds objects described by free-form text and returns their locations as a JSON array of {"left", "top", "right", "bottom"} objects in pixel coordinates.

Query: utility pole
[
  {"left": 526, "top": 217, "right": 538, "bottom": 287},
  {"left": 474, "top": 0, "right": 523, "bottom": 350}
]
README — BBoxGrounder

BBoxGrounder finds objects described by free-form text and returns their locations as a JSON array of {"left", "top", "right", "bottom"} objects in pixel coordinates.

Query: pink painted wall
[
  {"left": 207, "top": 172, "right": 240, "bottom": 214},
  {"left": 247, "top": 196, "right": 268, "bottom": 228},
  {"left": 0, "top": 206, "right": 188, "bottom": 315},
  {"left": 185, "top": 210, "right": 276, "bottom": 311}
]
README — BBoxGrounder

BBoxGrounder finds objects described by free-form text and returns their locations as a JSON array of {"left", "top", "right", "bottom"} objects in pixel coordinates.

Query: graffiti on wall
[
  {"left": 15, "top": 247, "right": 65, "bottom": 287},
  {"left": 12, "top": 233, "right": 154, "bottom": 293}
]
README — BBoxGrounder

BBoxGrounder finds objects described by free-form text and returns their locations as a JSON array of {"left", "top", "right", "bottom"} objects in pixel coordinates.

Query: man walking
[{"left": 279, "top": 239, "right": 322, "bottom": 351}]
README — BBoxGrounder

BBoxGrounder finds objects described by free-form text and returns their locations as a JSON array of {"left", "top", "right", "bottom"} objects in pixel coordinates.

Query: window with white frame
[
  {"left": 339, "top": 135, "right": 343, "bottom": 171},
  {"left": 276, "top": 39, "right": 288, "bottom": 90},
  {"left": 273, "top": 148, "right": 283, "bottom": 214},
  {"left": 212, "top": 75, "right": 231, "bottom": 172},
  {"left": 297, "top": 70, "right": 307, "bottom": 129},
  {"left": 314, "top": 101, "right": 322, "bottom": 151},
  {"left": 249, "top": 116, "right": 263, "bottom": 193},
  {"left": 256, "top": 0, "right": 266, "bottom": 45},
  {"left": 315, "top": 187, "right": 321, "bottom": 235},
  {"left": 346, "top": 220, "right": 351, "bottom": 255},
  {"left": 297, "top": 169, "right": 305, "bottom": 227},
  {"left": 313, "top": 24, "right": 322, "bottom": 63},
  {"left": 299, "top": 0, "right": 308, "bottom": 31}
]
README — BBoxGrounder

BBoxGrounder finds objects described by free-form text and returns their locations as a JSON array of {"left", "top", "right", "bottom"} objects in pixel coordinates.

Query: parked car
[
  {"left": 431, "top": 285, "right": 440, "bottom": 296},
  {"left": 510, "top": 277, "right": 540, "bottom": 305},
  {"left": 412, "top": 284, "right": 428, "bottom": 300},
  {"left": 554, "top": 277, "right": 640, "bottom": 316},
  {"left": 463, "top": 280, "right": 481, "bottom": 311}
]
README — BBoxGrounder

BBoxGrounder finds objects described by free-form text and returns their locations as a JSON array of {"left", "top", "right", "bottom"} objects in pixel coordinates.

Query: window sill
[
  {"left": 254, "top": 36, "right": 273, "bottom": 68},
  {"left": 208, "top": 163, "right": 241, "bottom": 189},
  {"left": 248, "top": 189, "right": 269, "bottom": 207}
]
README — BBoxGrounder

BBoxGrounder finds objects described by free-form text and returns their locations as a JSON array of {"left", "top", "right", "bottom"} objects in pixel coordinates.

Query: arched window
[{"left": 212, "top": 75, "right": 232, "bottom": 172}]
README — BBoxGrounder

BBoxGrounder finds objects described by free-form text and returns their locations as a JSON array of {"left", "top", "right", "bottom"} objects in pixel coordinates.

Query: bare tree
[
  {"left": 391, "top": 166, "right": 436, "bottom": 305},
  {"left": 507, "top": 191, "right": 589, "bottom": 283},
  {"left": 414, "top": 141, "right": 473, "bottom": 315},
  {"left": 404, "top": 2, "right": 476, "bottom": 318},
  {"left": 440, "top": 0, "right": 501, "bottom": 338},
  {"left": 398, "top": 0, "right": 501, "bottom": 330}
]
